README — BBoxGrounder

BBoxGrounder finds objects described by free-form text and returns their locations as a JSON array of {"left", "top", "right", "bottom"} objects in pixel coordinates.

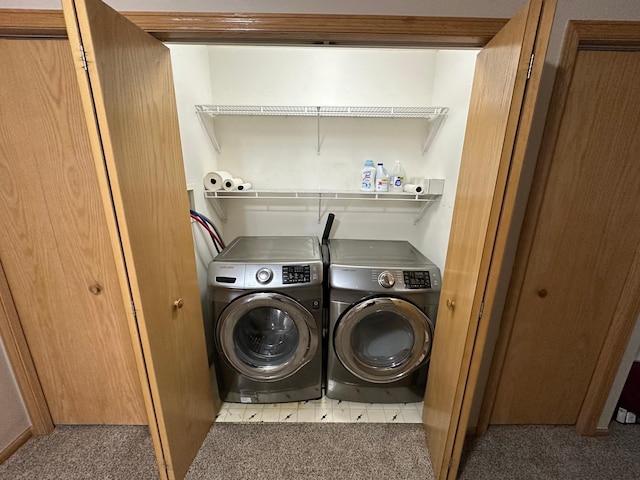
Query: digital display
[
  {"left": 403, "top": 271, "right": 431, "bottom": 289},
  {"left": 282, "top": 265, "right": 311, "bottom": 284}
]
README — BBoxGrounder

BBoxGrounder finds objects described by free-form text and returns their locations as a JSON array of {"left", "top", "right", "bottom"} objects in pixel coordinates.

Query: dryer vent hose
[{"left": 322, "top": 213, "right": 335, "bottom": 245}]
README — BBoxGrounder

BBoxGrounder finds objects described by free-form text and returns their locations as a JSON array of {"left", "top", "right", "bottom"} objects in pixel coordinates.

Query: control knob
[
  {"left": 378, "top": 271, "right": 395, "bottom": 288},
  {"left": 256, "top": 267, "right": 273, "bottom": 284}
]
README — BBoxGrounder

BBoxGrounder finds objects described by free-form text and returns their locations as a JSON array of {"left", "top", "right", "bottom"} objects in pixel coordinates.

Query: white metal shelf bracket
[
  {"left": 208, "top": 198, "right": 227, "bottom": 222},
  {"left": 196, "top": 108, "right": 221, "bottom": 153},
  {"left": 414, "top": 200, "right": 437, "bottom": 225},
  {"left": 421, "top": 115, "right": 447, "bottom": 155}
]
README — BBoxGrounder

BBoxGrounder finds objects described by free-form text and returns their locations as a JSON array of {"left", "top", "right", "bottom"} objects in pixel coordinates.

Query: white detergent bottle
[
  {"left": 361, "top": 159, "right": 376, "bottom": 192},
  {"left": 389, "top": 160, "right": 406, "bottom": 192},
  {"left": 375, "top": 163, "right": 389, "bottom": 192}
]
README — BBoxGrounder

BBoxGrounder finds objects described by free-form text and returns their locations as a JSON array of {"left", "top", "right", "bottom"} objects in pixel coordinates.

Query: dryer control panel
[{"left": 329, "top": 265, "right": 441, "bottom": 292}]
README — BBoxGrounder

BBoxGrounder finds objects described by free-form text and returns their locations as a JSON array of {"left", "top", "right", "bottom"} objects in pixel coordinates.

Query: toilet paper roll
[
  {"left": 236, "top": 182, "right": 252, "bottom": 192},
  {"left": 203, "top": 171, "right": 233, "bottom": 191},
  {"left": 403, "top": 184, "right": 424, "bottom": 194},
  {"left": 223, "top": 177, "right": 244, "bottom": 191}
]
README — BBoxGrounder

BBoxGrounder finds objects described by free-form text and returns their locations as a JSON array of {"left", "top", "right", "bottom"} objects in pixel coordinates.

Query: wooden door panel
[
  {"left": 421, "top": 1, "right": 555, "bottom": 478},
  {"left": 61, "top": 0, "right": 216, "bottom": 478},
  {"left": 0, "top": 39, "right": 145, "bottom": 424},
  {"left": 490, "top": 50, "right": 640, "bottom": 424}
]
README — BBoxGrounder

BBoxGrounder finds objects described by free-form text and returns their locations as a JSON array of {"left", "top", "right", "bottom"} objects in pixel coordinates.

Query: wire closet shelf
[
  {"left": 195, "top": 104, "right": 450, "bottom": 154},
  {"left": 204, "top": 182, "right": 445, "bottom": 226},
  {"left": 195, "top": 105, "right": 449, "bottom": 118}
]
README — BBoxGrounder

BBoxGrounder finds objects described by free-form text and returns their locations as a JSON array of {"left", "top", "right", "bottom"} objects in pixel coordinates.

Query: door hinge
[
  {"left": 79, "top": 44, "right": 88, "bottom": 71},
  {"left": 526, "top": 53, "right": 534, "bottom": 80},
  {"left": 478, "top": 302, "right": 485, "bottom": 321}
]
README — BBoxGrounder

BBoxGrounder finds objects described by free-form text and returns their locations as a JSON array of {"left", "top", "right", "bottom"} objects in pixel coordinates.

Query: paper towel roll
[
  {"left": 236, "top": 182, "right": 252, "bottom": 192},
  {"left": 203, "top": 171, "right": 233, "bottom": 191},
  {"left": 403, "top": 184, "right": 424, "bottom": 194},
  {"left": 223, "top": 177, "right": 244, "bottom": 191}
]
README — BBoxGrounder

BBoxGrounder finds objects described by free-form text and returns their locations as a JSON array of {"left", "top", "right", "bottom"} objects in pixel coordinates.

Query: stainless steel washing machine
[
  {"left": 326, "top": 239, "right": 441, "bottom": 403},
  {"left": 207, "top": 236, "right": 323, "bottom": 404}
]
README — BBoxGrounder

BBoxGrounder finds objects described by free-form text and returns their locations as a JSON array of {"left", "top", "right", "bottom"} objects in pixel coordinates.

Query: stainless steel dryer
[
  {"left": 207, "top": 236, "right": 323, "bottom": 404},
  {"left": 327, "top": 239, "right": 441, "bottom": 403}
]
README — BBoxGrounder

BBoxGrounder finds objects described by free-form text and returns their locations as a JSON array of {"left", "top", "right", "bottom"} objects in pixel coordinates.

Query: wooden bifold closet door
[
  {"left": 0, "top": 38, "right": 146, "bottom": 425},
  {"left": 421, "top": 0, "right": 555, "bottom": 479},
  {"left": 61, "top": 0, "right": 218, "bottom": 479},
  {"left": 489, "top": 49, "right": 640, "bottom": 425}
]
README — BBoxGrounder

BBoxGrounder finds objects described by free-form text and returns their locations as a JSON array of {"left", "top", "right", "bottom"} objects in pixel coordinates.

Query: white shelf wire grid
[
  {"left": 196, "top": 105, "right": 449, "bottom": 118},
  {"left": 204, "top": 189, "right": 439, "bottom": 201}
]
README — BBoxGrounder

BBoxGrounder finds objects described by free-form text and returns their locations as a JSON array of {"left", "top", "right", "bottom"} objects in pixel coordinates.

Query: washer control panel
[
  {"left": 210, "top": 261, "right": 322, "bottom": 288},
  {"left": 404, "top": 270, "right": 431, "bottom": 289},
  {"left": 282, "top": 265, "right": 312, "bottom": 284}
]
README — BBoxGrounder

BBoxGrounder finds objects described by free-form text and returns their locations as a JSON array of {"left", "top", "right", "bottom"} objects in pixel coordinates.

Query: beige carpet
[
  {"left": 0, "top": 425, "right": 157, "bottom": 480},
  {"left": 0, "top": 423, "right": 432, "bottom": 480},
  {"left": 459, "top": 422, "right": 640, "bottom": 480},
  {"left": 2, "top": 421, "right": 639, "bottom": 479},
  {"left": 186, "top": 423, "right": 432, "bottom": 479}
]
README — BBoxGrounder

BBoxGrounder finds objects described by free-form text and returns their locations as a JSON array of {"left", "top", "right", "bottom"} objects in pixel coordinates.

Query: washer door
[
  {"left": 217, "top": 292, "right": 318, "bottom": 382},
  {"left": 334, "top": 296, "right": 433, "bottom": 383}
]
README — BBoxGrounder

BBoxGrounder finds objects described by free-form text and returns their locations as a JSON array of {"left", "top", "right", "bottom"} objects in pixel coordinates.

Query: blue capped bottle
[{"left": 360, "top": 160, "right": 376, "bottom": 192}]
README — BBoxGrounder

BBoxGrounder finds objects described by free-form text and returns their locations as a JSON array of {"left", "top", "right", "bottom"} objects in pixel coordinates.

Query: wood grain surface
[
  {"left": 62, "top": 0, "right": 216, "bottom": 478},
  {"left": 0, "top": 9, "right": 506, "bottom": 46},
  {"left": 0, "top": 38, "right": 146, "bottom": 424},
  {"left": 490, "top": 50, "right": 640, "bottom": 425},
  {"left": 421, "top": 1, "right": 547, "bottom": 479}
]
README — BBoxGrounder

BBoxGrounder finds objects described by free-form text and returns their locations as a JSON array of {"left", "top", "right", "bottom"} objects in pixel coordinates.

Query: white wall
[
  {"left": 197, "top": 45, "right": 476, "bottom": 271},
  {"left": 416, "top": 50, "right": 477, "bottom": 268},
  {"left": 167, "top": 44, "right": 222, "bottom": 357},
  {"left": 208, "top": 46, "right": 438, "bottom": 107},
  {"left": 0, "top": 339, "right": 30, "bottom": 453}
]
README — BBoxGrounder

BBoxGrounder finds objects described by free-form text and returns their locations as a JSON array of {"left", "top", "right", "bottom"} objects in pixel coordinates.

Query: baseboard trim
[
  {"left": 0, "top": 427, "right": 32, "bottom": 465},
  {"left": 594, "top": 427, "right": 610, "bottom": 436}
]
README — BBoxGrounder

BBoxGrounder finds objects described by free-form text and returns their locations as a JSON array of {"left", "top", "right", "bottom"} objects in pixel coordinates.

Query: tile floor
[{"left": 216, "top": 397, "right": 423, "bottom": 423}]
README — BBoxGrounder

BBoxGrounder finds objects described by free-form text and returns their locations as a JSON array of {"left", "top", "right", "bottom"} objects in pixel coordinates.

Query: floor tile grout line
[{"left": 217, "top": 399, "right": 423, "bottom": 424}]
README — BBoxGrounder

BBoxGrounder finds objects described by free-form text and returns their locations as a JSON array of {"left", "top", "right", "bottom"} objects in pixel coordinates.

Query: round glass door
[
  {"left": 334, "top": 296, "right": 433, "bottom": 383},
  {"left": 217, "top": 292, "right": 318, "bottom": 381}
]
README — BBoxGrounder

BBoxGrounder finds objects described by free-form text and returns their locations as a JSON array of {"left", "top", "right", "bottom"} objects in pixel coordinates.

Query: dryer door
[
  {"left": 217, "top": 292, "right": 318, "bottom": 382},
  {"left": 334, "top": 296, "right": 434, "bottom": 383}
]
